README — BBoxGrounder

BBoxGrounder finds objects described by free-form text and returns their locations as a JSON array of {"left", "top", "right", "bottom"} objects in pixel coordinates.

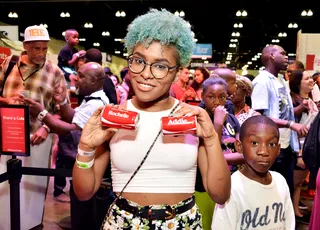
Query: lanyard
[{"left": 17, "top": 63, "right": 43, "bottom": 83}]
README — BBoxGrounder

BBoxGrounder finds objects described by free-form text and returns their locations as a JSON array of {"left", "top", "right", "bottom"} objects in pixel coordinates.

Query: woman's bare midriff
[{"left": 116, "top": 192, "right": 193, "bottom": 206}]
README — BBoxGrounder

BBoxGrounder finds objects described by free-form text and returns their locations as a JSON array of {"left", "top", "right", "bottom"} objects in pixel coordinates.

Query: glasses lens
[
  {"left": 151, "top": 63, "right": 169, "bottom": 79},
  {"left": 128, "top": 57, "right": 145, "bottom": 73}
]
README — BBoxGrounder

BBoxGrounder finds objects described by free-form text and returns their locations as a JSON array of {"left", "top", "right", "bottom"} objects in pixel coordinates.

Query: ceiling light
[
  {"left": 288, "top": 23, "right": 293, "bottom": 28},
  {"left": 102, "top": 31, "right": 110, "bottom": 36},
  {"left": 307, "top": 10, "right": 313, "bottom": 16},
  {"left": 179, "top": 11, "right": 185, "bottom": 17},
  {"left": 233, "top": 23, "right": 238, "bottom": 28},
  {"left": 84, "top": 23, "right": 93, "bottom": 28},
  {"left": 65, "top": 12, "right": 70, "bottom": 17},
  {"left": 40, "top": 23, "right": 48, "bottom": 28},
  {"left": 60, "top": 12, "right": 66, "bottom": 17},
  {"left": 293, "top": 23, "right": 298, "bottom": 28},
  {"left": 62, "top": 31, "right": 66, "bottom": 36},
  {"left": 93, "top": 42, "right": 100, "bottom": 47},
  {"left": 79, "top": 38, "right": 86, "bottom": 41},
  {"left": 115, "top": 50, "right": 121, "bottom": 54},
  {"left": 241, "top": 11, "right": 247, "bottom": 17},
  {"left": 8, "top": 12, "right": 18, "bottom": 18},
  {"left": 301, "top": 10, "right": 307, "bottom": 16},
  {"left": 236, "top": 10, "right": 241, "bottom": 16},
  {"left": 115, "top": 11, "right": 126, "bottom": 17},
  {"left": 238, "top": 23, "right": 243, "bottom": 28}
]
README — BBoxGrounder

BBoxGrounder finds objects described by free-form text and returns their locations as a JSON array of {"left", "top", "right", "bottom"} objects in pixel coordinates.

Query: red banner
[
  {"left": 1, "top": 108, "right": 26, "bottom": 153},
  {"left": 0, "top": 46, "right": 11, "bottom": 64}
]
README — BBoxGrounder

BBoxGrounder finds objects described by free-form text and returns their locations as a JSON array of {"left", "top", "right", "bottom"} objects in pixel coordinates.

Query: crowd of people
[{"left": 0, "top": 8, "right": 319, "bottom": 230}]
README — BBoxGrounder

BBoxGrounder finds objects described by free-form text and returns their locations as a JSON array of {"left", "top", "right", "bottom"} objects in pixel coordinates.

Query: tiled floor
[
  {"left": 39, "top": 177, "right": 313, "bottom": 230},
  {"left": 42, "top": 177, "right": 70, "bottom": 230}
]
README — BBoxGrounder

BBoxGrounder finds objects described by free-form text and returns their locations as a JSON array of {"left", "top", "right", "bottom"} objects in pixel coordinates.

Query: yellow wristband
[{"left": 76, "top": 155, "right": 94, "bottom": 169}]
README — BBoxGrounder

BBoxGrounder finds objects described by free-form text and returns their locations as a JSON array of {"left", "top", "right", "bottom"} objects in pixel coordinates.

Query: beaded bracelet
[{"left": 76, "top": 155, "right": 94, "bottom": 169}]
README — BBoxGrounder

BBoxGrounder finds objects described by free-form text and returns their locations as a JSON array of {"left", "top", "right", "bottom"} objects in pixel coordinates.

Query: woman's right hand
[
  {"left": 213, "top": 105, "right": 228, "bottom": 124},
  {"left": 79, "top": 106, "right": 117, "bottom": 151}
]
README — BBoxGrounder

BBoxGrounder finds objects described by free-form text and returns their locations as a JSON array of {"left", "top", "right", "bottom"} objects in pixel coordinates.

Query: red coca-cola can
[
  {"left": 101, "top": 107, "right": 139, "bottom": 130},
  {"left": 161, "top": 116, "right": 197, "bottom": 135}
]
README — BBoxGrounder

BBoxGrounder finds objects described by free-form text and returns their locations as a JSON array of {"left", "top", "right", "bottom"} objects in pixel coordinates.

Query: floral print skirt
[{"left": 101, "top": 195, "right": 203, "bottom": 230}]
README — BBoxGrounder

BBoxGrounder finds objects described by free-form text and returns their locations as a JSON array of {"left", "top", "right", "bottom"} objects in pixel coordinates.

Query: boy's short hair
[
  {"left": 84, "top": 48, "right": 102, "bottom": 64},
  {"left": 124, "top": 8, "right": 195, "bottom": 67},
  {"left": 240, "top": 115, "right": 279, "bottom": 141}
]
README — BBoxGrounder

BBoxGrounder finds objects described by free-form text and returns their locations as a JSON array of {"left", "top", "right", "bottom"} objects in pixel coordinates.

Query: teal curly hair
[{"left": 124, "top": 8, "right": 195, "bottom": 67}]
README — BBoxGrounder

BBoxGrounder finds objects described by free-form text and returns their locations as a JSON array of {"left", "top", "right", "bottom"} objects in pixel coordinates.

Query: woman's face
[
  {"left": 110, "top": 75, "right": 118, "bottom": 86},
  {"left": 231, "top": 85, "right": 246, "bottom": 104},
  {"left": 194, "top": 70, "right": 204, "bottom": 84},
  {"left": 300, "top": 71, "right": 314, "bottom": 94},
  {"left": 202, "top": 84, "right": 227, "bottom": 113},
  {"left": 129, "top": 42, "right": 178, "bottom": 103}
]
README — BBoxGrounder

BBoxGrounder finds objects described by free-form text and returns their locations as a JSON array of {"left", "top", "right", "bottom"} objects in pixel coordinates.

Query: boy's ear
[{"left": 234, "top": 139, "right": 243, "bottom": 154}]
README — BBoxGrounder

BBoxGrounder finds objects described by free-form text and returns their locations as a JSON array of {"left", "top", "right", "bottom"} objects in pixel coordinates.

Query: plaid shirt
[{"left": 0, "top": 52, "right": 67, "bottom": 133}]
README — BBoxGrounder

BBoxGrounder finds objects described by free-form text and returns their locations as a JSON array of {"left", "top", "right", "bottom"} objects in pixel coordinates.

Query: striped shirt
[{"left": 0, "top": 52, "right": 67, "bottom": 133}]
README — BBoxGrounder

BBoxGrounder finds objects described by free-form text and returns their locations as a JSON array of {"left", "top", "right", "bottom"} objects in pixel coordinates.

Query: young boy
[
  {"left": 196, "top": 77, "right": 242, "bottom": 230},
  {"left": 211, "top": 115, "right": 295, "bottom": 230},
  {"left": 58, "top": 29, "right": 85, "bottom": 84}
]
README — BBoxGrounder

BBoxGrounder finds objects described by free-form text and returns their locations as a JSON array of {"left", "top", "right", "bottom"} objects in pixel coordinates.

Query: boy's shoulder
[
  {"left": 268, "top": 170, "right": 287, "bottom": 184},
  {"left": 231, "top": 170, "right": 287, "bottom": 187}
]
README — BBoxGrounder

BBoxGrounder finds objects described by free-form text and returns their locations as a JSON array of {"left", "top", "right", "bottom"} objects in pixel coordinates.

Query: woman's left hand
[{"left": 174, "top": 104, "right": 215, "bottom": 138}]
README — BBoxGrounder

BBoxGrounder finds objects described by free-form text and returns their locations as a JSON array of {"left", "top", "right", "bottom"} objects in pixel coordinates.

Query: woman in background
[
  {"left": 231, "top": 75, "right": 260, "bottom": 126},
  {"left": 191, "top": 67, "right": 210, "bottom": 100},
  {"left": 289, "top": 70, "right": 318, "bottom": 224}
]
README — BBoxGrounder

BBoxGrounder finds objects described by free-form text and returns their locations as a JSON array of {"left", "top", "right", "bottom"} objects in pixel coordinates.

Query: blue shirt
[{"left": 251, "top": 70, "right": 299, "bottom": 152}]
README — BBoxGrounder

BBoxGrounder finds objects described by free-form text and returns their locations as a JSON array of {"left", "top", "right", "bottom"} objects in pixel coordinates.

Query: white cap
[{"left": 24, "top": 25, "right": 50, "bottom": 42}]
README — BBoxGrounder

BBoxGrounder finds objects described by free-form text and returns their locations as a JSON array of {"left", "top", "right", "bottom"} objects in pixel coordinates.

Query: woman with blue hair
[{"left": 72, "top": 8, "right": 231, "bottom": 229}]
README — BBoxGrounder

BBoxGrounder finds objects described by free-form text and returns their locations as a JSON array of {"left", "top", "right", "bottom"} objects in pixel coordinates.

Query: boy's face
[
  {"left": 66, "top": 31, "right": 79, "bottom": 46},
  {"left": 235, "top": 123, "right": 280, "bottom": 174},
  {"left": 202, "top": 84, "right": 227, "bottom": 113}
]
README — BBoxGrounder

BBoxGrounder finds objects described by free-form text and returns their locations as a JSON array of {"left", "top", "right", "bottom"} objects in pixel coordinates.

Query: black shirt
[{"left": 58, "top": 45, "right": 78, "bottom": 82}]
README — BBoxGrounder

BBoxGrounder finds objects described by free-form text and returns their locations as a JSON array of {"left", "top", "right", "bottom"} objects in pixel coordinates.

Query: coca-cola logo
[
  {"left": 108, "top": 110, "right": 129, "bottom": 118},
  {"left": 168, "top": 118, "right": 193, "bottom": 125}
]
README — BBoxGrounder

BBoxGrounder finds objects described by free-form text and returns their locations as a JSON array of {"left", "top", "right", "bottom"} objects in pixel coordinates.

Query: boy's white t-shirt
[{"left": 211, "top": 170, "right": 295, "bottom": 230}]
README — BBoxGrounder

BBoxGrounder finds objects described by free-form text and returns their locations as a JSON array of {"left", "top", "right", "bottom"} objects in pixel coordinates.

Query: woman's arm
[
  {"left": 173, "top": 103, "right": 231, "bottom": 204},
  {"left": 72, "top": 143, "right": 110, "bottom": 201},
  {"left": 71, "top": 106, "right": 117, "bottom": 200},
  {"left": 198, "top": 132, "right": 231, "bottom": 204}
]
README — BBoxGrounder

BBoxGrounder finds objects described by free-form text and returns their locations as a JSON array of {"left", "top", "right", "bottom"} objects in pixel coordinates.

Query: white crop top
[{"left": 110, "top": 99, "right": 199, "bottom": 193}]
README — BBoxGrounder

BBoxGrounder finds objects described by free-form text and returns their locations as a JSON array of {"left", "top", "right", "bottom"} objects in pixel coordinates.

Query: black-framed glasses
[{"left": 128, "top": 55, "right": 178, "bottom": 79}]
